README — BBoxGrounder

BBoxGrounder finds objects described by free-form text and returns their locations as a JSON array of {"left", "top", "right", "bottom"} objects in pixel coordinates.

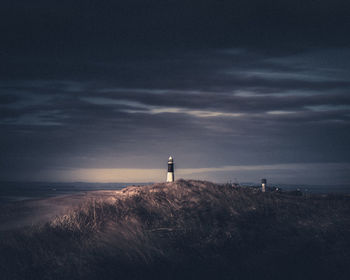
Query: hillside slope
[{"left": 1, "top": 180, "right": 350, "bottom": 280}]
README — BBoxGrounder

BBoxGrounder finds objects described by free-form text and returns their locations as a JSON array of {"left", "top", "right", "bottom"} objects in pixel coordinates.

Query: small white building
[{"left": 261, "top": 178, "right": 267, "bottom": 192}]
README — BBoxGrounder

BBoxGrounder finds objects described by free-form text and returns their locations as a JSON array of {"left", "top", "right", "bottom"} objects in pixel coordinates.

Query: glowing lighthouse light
[
  {"left": 166, "top": 156, "right": 175, "bottom": 182},
  {"left": 261, "top": 178, "right": 267, "bottom": 193}
]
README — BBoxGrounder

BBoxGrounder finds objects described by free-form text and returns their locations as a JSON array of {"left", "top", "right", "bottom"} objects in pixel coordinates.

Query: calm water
[
  {"left": 0, "top": 181, "right": 349, "bottom": 204},
  {"left": 0, "top": 182, "right": 149, "bottom": 203}
]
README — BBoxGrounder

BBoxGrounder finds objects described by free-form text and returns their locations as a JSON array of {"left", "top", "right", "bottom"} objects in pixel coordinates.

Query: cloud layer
[{"left": 1, "top": 1, "right": 349, "bottom": 184}]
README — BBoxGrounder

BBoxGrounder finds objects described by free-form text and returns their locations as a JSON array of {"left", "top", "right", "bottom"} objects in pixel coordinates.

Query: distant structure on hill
[
  {"left": 167, "top": 156, "right": 175, "bottom": 182},
  {"left": 261, "top": 178, "right": 267, "bottom": 192}
]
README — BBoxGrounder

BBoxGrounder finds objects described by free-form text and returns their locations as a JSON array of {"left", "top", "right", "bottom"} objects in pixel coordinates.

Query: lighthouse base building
[{"left": 167, "top": 156, "right": 174, "bottom": 182}]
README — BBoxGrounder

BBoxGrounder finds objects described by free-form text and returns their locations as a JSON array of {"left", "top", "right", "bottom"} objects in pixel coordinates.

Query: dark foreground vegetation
[{"left": 1, "top": 180, "right": 350, "bottom": 280}]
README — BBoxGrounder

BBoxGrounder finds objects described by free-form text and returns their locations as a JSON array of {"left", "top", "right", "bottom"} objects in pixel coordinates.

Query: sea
[
  {"left": 0, "top": 182, "right": 149, "bottom": 204},
  {"left": 0, "top": 181, "right": 349, "bottom": 204}
]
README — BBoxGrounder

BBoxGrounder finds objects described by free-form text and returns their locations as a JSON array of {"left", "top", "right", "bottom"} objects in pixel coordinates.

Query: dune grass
[{"left": 0, "top": 180, "right": 350, "bottom": 279}]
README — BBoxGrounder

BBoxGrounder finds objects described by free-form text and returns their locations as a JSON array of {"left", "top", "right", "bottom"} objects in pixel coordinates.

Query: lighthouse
[
  {"left": 167, "top": 156, "right": 175, "bottom": 182},
  {"left": 261, "top": 178, "right": 267, "bottom": 192}
]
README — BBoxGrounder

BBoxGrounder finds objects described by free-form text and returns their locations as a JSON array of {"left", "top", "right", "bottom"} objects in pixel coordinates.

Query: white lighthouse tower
[{"left": 166, "top": 156, "right": 175, "bottom": 182}]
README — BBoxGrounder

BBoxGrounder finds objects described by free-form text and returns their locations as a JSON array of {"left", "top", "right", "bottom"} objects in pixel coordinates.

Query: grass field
[{"left": 1, "top": 180, "right": 350, "bottom": 280}]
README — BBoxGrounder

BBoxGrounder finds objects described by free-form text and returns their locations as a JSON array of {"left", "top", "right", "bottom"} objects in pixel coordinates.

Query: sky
[{"left": 1, "top": 0, "right": 350, "bottom": 184}]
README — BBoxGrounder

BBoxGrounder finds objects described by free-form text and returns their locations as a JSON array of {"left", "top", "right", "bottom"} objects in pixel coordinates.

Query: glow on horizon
[{"left": 38, "top": 162, "right": 350, "bottom": 184}]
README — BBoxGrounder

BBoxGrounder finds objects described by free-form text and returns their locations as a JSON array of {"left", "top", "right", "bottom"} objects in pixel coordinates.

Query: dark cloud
[
  {"left": 1, "top": 0, "right": 350, "bottom": 55},
  {"left": 0, "top": 1, "right": 349, "bottom": 183},
  {"left": 0, "top": 94, "right": 20, "bottom": 105}
]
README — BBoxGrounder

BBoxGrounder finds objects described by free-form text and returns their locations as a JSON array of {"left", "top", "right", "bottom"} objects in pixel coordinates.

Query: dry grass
[{"left": 1, "top": 180, "right": 350, "bottom": 280}]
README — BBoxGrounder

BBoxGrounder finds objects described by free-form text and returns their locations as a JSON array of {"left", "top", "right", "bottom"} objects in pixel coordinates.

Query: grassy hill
[{"left": 1, "top": 180, "right": 350, "bottom": 280}]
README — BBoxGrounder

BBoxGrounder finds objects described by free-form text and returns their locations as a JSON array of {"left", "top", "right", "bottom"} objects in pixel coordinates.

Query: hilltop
[{"left": 1, "top": 180, "right": 350, "bottom": 280}]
